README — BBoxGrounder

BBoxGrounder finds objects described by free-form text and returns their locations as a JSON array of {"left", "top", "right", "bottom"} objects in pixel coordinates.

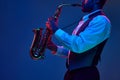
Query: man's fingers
[{"left": 46, "top": 21, "right": 50, "bottom": 28}]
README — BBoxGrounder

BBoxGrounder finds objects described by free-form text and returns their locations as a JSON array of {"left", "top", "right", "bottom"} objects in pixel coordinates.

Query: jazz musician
[{"left": 46, "top": 0, "right": 111, "bottom": 80}]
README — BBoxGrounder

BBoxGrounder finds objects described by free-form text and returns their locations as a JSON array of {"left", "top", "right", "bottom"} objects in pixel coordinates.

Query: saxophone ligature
[{"left": 30, "top": 3, "right": 81, "bottom": 60}]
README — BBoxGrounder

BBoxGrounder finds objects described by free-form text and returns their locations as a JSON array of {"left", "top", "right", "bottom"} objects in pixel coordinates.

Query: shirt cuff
[{"left": 55, "top": 46, "right": 69, "bottom": 58}]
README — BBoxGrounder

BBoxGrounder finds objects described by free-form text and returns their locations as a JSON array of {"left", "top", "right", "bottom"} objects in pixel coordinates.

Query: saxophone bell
[{"left": 30, "top": 28, "right": 44, "bottom": 60}]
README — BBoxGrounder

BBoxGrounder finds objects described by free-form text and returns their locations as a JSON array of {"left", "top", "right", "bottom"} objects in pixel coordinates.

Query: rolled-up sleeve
[{"left": 54, "top": 15, "right": 111, "bottom": 54}]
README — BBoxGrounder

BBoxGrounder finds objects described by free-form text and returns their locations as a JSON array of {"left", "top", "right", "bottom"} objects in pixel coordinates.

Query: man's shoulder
[{"left": 92, "top": 15, "right": 111, "bottom": 23}]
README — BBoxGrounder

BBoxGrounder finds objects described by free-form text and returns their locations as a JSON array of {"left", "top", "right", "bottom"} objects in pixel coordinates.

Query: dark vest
[{"left": 66, "top": 11, "right": 108, "bottom": 70}]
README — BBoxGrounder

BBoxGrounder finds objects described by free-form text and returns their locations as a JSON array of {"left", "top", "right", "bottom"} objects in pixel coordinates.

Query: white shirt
[{"left": 54, "top": 10, "right": 111, "bottom": 57}]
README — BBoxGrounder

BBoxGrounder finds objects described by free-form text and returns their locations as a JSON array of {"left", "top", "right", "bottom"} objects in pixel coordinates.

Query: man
[{"left": 46, "top": 0, "right": 111, "bottom": 80}]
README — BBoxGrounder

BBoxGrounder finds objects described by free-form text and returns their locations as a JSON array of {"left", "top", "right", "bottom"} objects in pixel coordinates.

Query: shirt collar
[{"left": 82, "top": 9, "right": 103, "bottom": 21}]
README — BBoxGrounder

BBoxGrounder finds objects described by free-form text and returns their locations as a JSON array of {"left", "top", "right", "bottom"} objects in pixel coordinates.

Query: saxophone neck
[{"left": 54, "top": 3, "right": 81, "bottom": 20}]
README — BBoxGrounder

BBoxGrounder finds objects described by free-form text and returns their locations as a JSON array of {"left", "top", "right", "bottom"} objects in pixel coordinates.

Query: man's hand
[
  {"left": 46, "top": 17, "right": 58, "bottom": 34},
  {"left": 47, "top": 40, "right": 57, "bottom": 55}
]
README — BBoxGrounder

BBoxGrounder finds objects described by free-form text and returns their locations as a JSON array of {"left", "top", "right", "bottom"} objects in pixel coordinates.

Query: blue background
[{"left": 1, "top": 0, "right": 120, "bottom": 80}]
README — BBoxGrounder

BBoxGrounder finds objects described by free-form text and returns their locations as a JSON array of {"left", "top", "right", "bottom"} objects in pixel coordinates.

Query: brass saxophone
[{"left": 30, "top": 3, "right": 81, "bottom": 60}]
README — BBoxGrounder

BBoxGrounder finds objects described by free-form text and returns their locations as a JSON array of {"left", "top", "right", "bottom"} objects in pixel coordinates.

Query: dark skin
[
  {"left": 81, "top": 0, "right": 102, "bottom": 13},
  {"left": 46, "top": 0, "right": 102, "bottom": 31},
  {"left": 46, "top": 0, "right": 102, "bottom": 53}
]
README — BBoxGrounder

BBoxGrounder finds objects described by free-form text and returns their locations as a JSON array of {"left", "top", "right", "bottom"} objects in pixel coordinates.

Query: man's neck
[{"left": 91, "top": 4, "right": 101, "bottom": 12}]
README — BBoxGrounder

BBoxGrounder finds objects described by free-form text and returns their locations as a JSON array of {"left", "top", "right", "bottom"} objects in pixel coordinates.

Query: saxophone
[{"left": 30, "top": 3, "right": 81, "bottom": 60}]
